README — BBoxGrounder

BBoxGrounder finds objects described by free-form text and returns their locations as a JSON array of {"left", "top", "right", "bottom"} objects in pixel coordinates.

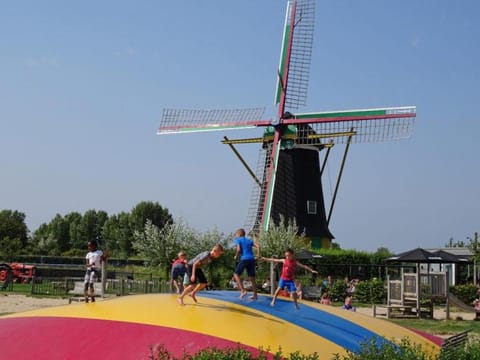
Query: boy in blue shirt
[{"left": 233, "top": 228, "right": 261, "bottom": 300}]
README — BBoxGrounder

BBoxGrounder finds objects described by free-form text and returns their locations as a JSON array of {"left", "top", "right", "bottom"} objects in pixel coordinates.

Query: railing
[{"left": 23, "top": 276, "right": 171, "bottom": 297}]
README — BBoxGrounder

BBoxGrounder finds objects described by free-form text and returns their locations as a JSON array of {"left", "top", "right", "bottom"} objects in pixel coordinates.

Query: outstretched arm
[
  {"left": 261, "top": 257, "right": 284, "bottom": 264},
  {"left": 297, "top": 261, "right": 317, "bottom": 274}
]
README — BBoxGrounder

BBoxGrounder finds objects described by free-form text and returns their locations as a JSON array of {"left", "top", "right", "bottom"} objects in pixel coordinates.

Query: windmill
[{"left": 157, "top": 0, "right": 416, "bottom": 249}]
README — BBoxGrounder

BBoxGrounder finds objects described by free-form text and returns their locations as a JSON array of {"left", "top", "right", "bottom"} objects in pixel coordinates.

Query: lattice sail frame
[
  {"left": 291, "top": 106, "right": 416, "bottom": 144},
  {"left": 158, "top": 108, "right": 266, "bottom": 134},
  {"left": 275, "top": 0, "right": 315, "bottom": 111}
]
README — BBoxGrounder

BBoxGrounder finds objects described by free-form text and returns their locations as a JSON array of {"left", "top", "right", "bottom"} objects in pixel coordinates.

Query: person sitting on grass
[
  {"left": 342, "top": 296, "right": 356, "bottom": 311},
  {"left": 319, "top": 292, "right": 332, "bottom": 305}
]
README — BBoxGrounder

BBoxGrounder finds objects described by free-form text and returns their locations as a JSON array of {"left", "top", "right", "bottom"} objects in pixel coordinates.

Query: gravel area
[{"left": 0, "top": 294, "right": 68, "bottom": 314}]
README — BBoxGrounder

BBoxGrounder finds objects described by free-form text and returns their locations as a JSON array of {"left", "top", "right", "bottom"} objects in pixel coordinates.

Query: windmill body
[
  {"left": 271, "top": 147, "right": 334, "bottom": 248},
  {"left": 157, "top": 0, "right": 416, "bottom": 249}
]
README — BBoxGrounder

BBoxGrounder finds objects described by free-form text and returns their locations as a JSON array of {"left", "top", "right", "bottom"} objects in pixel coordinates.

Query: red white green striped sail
[
  {"left": 274, "top": 0, "right": 315, "bottom": 111},
  {"left": 274, "top": 1, "right": 293, "bottom": 106},
  {"left": 157, "top": 108, "right": 266, "bottom": 135}
]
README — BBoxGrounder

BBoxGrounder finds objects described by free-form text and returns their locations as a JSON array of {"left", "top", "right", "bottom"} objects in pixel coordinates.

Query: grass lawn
[{"left": 388, "top": 318, "right": 480, "bottom": 335}]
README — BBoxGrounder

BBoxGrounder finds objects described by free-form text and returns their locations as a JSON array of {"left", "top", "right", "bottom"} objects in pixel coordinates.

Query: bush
[
  {"left": 354, "top": 279, "right": 387, "bottom": 304},
  {"left": 148, "top": 337, "right": 480, "bottom": 360},
  {"left": 449, "top": 284, "right": 478, "bottom": 305},
  {"left": 329, "top": 280, "right": 349, "bottom": 302},
  {"left": 149, "top": 344, "right": 320, "bottom": 360},
  {"left": 442, "top": 340, "right": 480, "bottom": 360},
  {"left": 332, "top": 338, "right": 436, "bottom": 360}
]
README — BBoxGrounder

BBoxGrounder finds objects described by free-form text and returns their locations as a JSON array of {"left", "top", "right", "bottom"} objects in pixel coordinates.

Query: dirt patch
[{"left": 0, "top": 294, "right": 68, "bottom": 314}]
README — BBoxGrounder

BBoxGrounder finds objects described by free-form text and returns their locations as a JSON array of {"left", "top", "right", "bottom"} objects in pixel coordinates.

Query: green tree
[
  {"left": 50, "top": 214, "right": 70, "bottom": 254},
  {"left": 130, "top": 201, "right": 173, "bottom": 234},
  {"left": 132, "top": 220, "right": 196, "bottom": 277},
  {"left": 101, "top": 212, "right": 133, "bottom": 258},
  {"left": 132, "top": 220, "right": 231, "bottom": 283},
  {"left": 0, "top": 210, "right": 29, "bottom": 253},
  {"left": 29, "top": 223, "right": 55, "bottom": 255},
  {"left": 258, "top": 216, "right": 308, "bottom": 258},
  {"left": 78, "top": 209, "right": 108, "bottom": 246},
  {"left": 65, "top": 212, "right": 83, "bottom": 250},
  {"left": 445, "top": 237, "right": 466, "bottom": 248},
  {"left": 0, "top": 236, "right": 23, "bottom": 261},
  {"left": 371, "top": 247, "right": 393, "bottom": 264}
]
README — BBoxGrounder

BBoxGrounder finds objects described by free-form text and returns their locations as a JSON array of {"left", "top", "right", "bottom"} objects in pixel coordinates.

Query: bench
[
  {"left": 68, "top": 281, "right": 105, "bottom": 303},
  {"left": 373, "top": 304, "right": 415, "bottom": 318},
  {"left": 302, "top": 286, "right": 322, "bottom": 301},
  {"left": 440, "top": 330, "right": 470, "bottom": 357}
]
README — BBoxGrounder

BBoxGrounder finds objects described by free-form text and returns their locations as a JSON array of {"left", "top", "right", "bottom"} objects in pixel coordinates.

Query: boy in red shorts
[{"left": 262, "top": 248, "right": 317, "bottom": 309}]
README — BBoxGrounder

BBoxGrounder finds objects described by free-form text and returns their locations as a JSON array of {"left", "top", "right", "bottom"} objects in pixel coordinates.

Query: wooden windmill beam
[
  {"left": 327, "top": 128, "right": 354, "bottom": 226},
  {"left": 320, "top": 140, "right": 334, "bottom": 177},
  {"left": 223, "top": 136, "right": 262, "bottom": 188}
]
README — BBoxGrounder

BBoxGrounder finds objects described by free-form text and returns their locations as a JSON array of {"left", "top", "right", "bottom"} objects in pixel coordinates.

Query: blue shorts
[
  {"left": 234, "top": 259, "right": 255, "bottom": 277},
  {"left": 278, "top": 279, "right": 296, "bottom": 292},
  {"left": 171, "top": 263, "right": 186, "bottom": 280}
]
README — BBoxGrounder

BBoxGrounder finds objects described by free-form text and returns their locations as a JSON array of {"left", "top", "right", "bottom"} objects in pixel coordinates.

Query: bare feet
[
  {"left": 189, "top": 293, "right": 198, "bottom": 303},
  {"left": 249, "top": 295, "right": 257, "bottom": 300},
  {"left": 240, "top": 290, "right": 247, "bottom": 299},
  {"left": 177, "top": 298, "right": 185, "bottom": 306},
  {"left": 270, "top": 300, "right": 275, "bottom": 307}
]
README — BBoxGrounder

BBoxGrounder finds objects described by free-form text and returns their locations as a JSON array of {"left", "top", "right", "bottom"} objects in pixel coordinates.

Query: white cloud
[{"left": 24, "top": 56, "right": 60, "bottom": 68}]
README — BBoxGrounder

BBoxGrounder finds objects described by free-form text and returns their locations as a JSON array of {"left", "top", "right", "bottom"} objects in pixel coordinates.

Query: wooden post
[
  {"left": 387, "top": 275, "right": 391, "bottom": 306},
  {"left": 446, "top": 270, "right": 450, "bottom": 320},
  {"left": 101, "top": 258, "right": 106, "bottom": 298},
  {"left": 416, "top": 263, "right": 421, "bottom": 318},
  {"left": 270, "top": 262, "right": 275, "bottom": 296}
]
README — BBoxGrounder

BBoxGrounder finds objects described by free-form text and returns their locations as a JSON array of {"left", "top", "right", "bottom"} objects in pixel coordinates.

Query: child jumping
[
  {"left": 233, "top": 228, "right": 261, "bottom": 300},
  {"left": 178, "top": 244, "right": 224, "bottom": 305},
  {"left": 170, "top": 251, "right": 187, "bottom": 294},
  {"left": 262, "top": 248, "right": 317, "bottom": 309}
]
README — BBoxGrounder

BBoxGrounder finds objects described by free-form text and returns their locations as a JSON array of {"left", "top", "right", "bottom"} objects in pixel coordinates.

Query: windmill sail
[
  {"left": 275, "top": 0, "right": 315, "bottom": 111},
  {"left": 291, "top": 106, "right": 417, "bottom": 144},
  {"left": 157, "top": 107, "right": 267, "bottom": 135}
]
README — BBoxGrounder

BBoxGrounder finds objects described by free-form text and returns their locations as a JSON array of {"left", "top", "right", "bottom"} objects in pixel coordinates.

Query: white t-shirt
[{"left": 86, "top": 250, "right": 103, "bottom": 268}]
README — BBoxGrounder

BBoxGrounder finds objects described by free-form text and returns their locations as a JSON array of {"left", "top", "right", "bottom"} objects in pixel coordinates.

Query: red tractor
[{"left": 0, "top": 263, "right": 36, "bottom": 286}]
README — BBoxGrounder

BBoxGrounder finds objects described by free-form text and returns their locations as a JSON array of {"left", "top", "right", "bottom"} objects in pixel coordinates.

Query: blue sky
[{"left": 1, "top": 1, "right": 479, "bottom": 253}]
